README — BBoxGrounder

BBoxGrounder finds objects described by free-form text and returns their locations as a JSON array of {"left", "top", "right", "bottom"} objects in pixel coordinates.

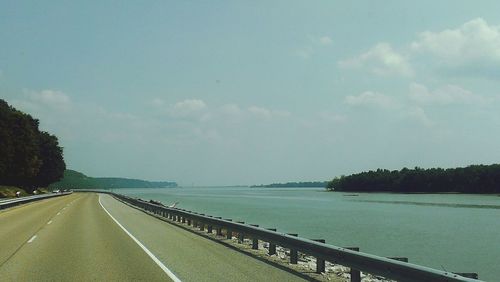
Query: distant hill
[
  {"left": 251, "top": 181, "right": 328, "bottom": 188},
  {"left": 49, "top": 170, "right": 177, "bottom": 189}
]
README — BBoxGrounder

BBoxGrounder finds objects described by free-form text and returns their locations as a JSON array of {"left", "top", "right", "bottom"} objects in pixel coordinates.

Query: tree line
[
  {"left": 50, "top": 169, "right": 177, "bottom": 189},
  {"left": 327, "top": 165, "right": 500, "bottom": 193},
  {"left": 0, "top": 99, "right": 65, "bottom": 192},
  {"left": 252, "top": 181, "right": 328, "bottom": 188}
]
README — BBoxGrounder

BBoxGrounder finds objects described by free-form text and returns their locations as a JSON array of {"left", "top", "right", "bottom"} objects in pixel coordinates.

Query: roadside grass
[
  {"left": 0, "top": 186, "right": 29, "bottom": 198},
  {"left": 0, "top": 186, "right": 48, "bottom": 198}
]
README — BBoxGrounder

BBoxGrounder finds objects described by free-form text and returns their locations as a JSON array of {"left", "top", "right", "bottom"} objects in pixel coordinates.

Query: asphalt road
[{"left": 0, "top": 193, "right": 307, "bottom": 281}]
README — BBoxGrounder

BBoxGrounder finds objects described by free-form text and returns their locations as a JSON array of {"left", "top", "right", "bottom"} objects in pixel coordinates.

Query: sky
[{"left": 2, "top": 1, "right": 500, "bottom": 186}]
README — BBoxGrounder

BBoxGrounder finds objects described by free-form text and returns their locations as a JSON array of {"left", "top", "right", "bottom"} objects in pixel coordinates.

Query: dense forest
[
  {"left": 50, "top": 169, "right": 177, "bottom": 189},
  {"left": 252, "top": 181, "right": 328, "bottom": 188},
  {"left": 327, "top": 165, "right": 500, "bottom": 193},
  {"left": 0, "top": 99, "right": 65, "bottom": 192}
]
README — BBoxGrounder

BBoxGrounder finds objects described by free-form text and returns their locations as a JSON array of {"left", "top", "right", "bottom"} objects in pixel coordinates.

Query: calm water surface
[{"left": 117, "top": 187, "right": 499, "bottom": 281}]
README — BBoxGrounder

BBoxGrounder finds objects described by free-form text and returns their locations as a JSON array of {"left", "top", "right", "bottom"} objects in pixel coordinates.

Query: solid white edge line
[
  {"left": 98, "top": 194, "right": 182, "bottom": 282},
  {"left": 27, "top": 235, "right": 37, "bottom": 243}
]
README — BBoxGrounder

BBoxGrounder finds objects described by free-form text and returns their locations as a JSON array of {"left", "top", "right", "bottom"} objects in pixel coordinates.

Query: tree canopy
[
  {"left": 0, "top": 99, "right": 65, "bottom": 191},
  {"left": 327, "top": 165, "right": 500, "bottom": 194}
]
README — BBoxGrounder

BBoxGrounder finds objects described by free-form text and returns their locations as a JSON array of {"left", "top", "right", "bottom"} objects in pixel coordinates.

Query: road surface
[{"left": 0, "top": 193, "right": 306, "bottom": 281}]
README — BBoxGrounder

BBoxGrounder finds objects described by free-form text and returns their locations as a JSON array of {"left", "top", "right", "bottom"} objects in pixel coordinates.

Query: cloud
[
  {"left": 411, "top": 18, "right": 500, "bottom": 65},
  {"left": 163, "top": 99, "right": 210, "bottom": 122},
  {"left": 150, "top": 98, "right": 165, "bottom": 107},
  {"left": 248, "top": 106, "right": 290, "bottom": 119},
  {"left": 30, "top": 90, "right": 72, "bottom": 111},
  {"left": 319, "top": 36, "right": 333, "bottom": 45},
  {"left": 405, "top": 106, "right": 433, "bottom": 127},
  {"left": 295, "top": 47, "right": 314, "bottom": 59},
  {"left": 319, "top": 112, "right": 347, "bottom": 123},
  {"left": 220, "top": 104, "right": 243, "bottom": 116},
  {"left": 12, "top": 89, "right": 72, "bottom": 114},
  {"left": 409, "top": 83, "right": 484, "bottom": 105},
  {"left": 339, "top": 43, "right": 413, "bottom": 77},
  {"left": 294, "top": 35, "right": 333, "bottom": 59},
  {"left": 173, "top": 99, "right": 206, "bottom": 113},
  {"left": 345, "top": 91, "right": 399, "bottom": 109}
]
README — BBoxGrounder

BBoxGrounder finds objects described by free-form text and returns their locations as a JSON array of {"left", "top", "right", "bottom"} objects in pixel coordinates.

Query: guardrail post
[
  {"left": 345, "top": 247, "right": 360, "bottom": 282},
  {"left": 313, "top": 239, "right": 326, "bottom": 273},
  {"left": 288, "top": 234, "right": 298, "bottom": 264},
  {"left": 187, "top": 218, "right": 191, "bottom": 226},
  {"left": 215, "top": 217, "right": 222, "bottom": 236},
  {"left": 225, "top": 219, "right": 233, "bottom": 239},
  {"left": 267, "top": 228, "right": 277, "bottom": 255},
  {"left": 250, "top": 224, "right": 259, "bottom": 249},
  {"left": 236, "top": 221, "right": 245, "bottom": 243},
  {"left": 199, "top": 214, "right": 205, "bottom": 231}
]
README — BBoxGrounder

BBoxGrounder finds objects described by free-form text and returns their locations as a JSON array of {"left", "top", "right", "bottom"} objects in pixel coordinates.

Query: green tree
[{"left": 0, "top": 99, "right": 65, "bottom": 191}]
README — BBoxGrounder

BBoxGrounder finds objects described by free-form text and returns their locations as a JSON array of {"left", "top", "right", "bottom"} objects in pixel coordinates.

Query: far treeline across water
[
  {"left": 327, "top": 165, "right": 500, "bottom": 193},
  {"left": 251, "top": 181, "right": 327, "bottom": 188},
  {"left": 50, "top": 170, "right": 177, "bottom": 189}
]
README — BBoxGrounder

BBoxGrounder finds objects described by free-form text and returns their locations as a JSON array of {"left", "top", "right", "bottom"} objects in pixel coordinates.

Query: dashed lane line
[{"left": 27, "top": 235, "right": 37, "bottom": 243}]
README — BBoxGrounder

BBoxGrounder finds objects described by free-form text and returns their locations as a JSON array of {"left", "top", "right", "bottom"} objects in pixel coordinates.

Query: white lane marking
[
  {"left": 47, "top": 220, "right": 53, "bottom": 225},
  {"left": 98, "top": 195, "right": 182, "bottom": 282},
  {"left": 56, "top": 212, "right": 61, "bottom": 216},
  {"left": 27, "top": 235, "right": 37, "bottom": 243}
]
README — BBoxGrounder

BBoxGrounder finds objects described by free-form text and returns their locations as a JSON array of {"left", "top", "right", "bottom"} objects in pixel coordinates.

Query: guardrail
[
  {"left": 0, "top": 192, "right": 73, "bottom": 210},
  {"left": 82, "top": 190, "right": 482, "bottom": 282}
]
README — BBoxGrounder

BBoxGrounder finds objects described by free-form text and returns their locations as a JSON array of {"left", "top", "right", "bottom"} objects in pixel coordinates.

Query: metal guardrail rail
[
  {"left": 82, "top": 190, "right": 482, "bottom": 282},
  {"left": 0, "top": 192, "right": 73, "bottom": 210}
]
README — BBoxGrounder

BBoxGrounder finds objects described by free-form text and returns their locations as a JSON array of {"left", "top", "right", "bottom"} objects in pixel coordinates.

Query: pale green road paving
[
  {"left": 98, "top": 193, "right": 306, "bottom": 282},
  {"left": 0, "top": 193, "right": 306, "bottom": 281},
  {"left": 0, "top": 193, "right": 170, "bottom": 281}
]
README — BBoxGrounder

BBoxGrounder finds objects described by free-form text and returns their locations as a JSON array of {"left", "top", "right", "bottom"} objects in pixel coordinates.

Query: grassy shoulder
[{"left": 0, "top": 186, "right": 48, "bottom": 199}]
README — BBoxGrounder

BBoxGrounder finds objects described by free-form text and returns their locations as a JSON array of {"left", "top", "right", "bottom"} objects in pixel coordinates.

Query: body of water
[{"left": 117, "top": 187, "right": 499, "bottom": 281}]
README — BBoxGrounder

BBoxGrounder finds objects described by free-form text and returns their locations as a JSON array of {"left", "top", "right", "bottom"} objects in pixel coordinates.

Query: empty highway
[{"left": 0, "top": 193, "right": 306, "bottom": 281}]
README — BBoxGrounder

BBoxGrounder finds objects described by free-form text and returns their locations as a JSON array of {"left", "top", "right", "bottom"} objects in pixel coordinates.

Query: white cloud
[
  {"left": 319, "top": 36, "right": 333, "bottom": 45},
  {"left": 220, "top": 104, "right": 242, "bottom": 116},
  {"left": 150, "top": 98, "right": 165, "bottom": 107},
  {"left": 248, "top": 106, "right": 290, "bottom": 119},
  {"left": 168, "top": 99, "right": 210, "bottom": 121},
  {"left": 248, "top": 106, "right": 272, "bottom": 119},
  {"left": 319, "top": 112, "right": 346, "bottom": 123},
  {"left": 29, "top": 89, "right": 72, "bottom": 111},
  {"left": 409, "top": 83, "right": 483, "bottom": 105},
  {"left": 173, "top": 99, "right": 206, "bottom": 113},
  {"left": 294, "top": 35, "right": 333, "bottom": 59},
  {"left": 405, "top": 106, "right": 433, "bottom": 127},
  {"left": 12, "top": 89, "right": 72, "bottom": 116},
  {"left": 295, "top": 47, "right": 314, "bottom": 59},
  {"left": 411, "top": 18, "right": 500, "bottom": 65},
  {"left": 345, "top": 91, "right": 399, "bottom": 109},
  {"left": 339, "top": 43, "right": 413, "bottom": 77}
]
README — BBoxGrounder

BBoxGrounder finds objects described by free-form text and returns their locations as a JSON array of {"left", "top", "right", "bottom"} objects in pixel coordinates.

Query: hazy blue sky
[{"left": 2, "top": 1, "right": 500, "bottom": 185}]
